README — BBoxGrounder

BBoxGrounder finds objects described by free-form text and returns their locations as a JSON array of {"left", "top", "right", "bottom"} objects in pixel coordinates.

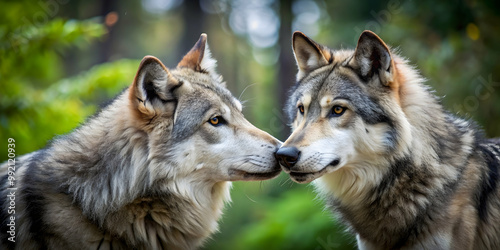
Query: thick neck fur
[
  {"left": 39, "top": 91, "right": 231, "bottom": 248},
  {"left": 315, "top": 55, "right": 477, "bottom": 248}
]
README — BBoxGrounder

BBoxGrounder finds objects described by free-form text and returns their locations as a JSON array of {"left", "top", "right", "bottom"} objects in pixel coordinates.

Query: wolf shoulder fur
[
  {"left": 277, "top": 30, "right": 500, "bottom": 249},
  {"left": 0, "top": 34, "right": 281, "bottom": 249}
]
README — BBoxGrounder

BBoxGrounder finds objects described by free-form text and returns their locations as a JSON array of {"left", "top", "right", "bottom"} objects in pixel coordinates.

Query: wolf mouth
[
  {"left": 288, "top": 160, "right": 340, "bottom": 183},
  {"left": 289, "top": 167, "right": 327, "bottom": 181},
  {"left": 289, "top": 158, "right": 340, "bottom": 179},
  {"left": 245, "top": 169, "right": 282, "bottom": 179},
  {"left": 229, "top": 168, "right": 282, "bottom": 180}
]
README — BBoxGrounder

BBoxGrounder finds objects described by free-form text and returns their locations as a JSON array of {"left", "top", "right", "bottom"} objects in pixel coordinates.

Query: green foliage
[
  {"left": 0, "top": 59, "right": 139, "bottom": 159},
  {"left": 233, "top": 188, "right": 353, "bottom": 249},
  {"left": 0, "top": 1, "right": 115, "bottom": 159},
  {"left": 208, "top": 176, "right": 355, "bottom": 250}
]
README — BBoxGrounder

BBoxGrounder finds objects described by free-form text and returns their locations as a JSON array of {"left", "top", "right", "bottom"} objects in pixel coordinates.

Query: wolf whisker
[{"left": 238, "top": 83, "right": 257, "bottom": 101}]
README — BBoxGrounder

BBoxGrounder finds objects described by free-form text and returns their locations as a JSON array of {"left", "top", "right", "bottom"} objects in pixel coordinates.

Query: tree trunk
[
  {"left": 99, "top": 0, "right": 116, "bottom": 63},
  {"left": 278, "top": 0, "right": 294, "bottom": 139},
  {"left": 179, "top": 0, "right": 205, "bottom": 59}
]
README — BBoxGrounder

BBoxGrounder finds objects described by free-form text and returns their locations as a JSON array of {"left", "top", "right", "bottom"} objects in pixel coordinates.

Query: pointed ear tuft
[
  {"left": 292, "top": 31, "right": 331, "bottom": 80},
  {"left": 130, "top": 56, "right": 181, "bottom": 118},
  {"left": 350, "top": 30, "right": 394, "bottom": 85},
  {"left": 177, "top": 33, "right": 218, "bottom": 78}
]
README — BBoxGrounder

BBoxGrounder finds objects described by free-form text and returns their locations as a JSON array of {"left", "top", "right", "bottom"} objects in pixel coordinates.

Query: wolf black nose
[{"left": 275, "top": 147, "right": 301, "bottom": 169}]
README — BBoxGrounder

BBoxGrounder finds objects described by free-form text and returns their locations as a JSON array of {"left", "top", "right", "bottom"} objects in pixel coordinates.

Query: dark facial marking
[
  {"left": 198, "top": 125, "right": 222, "bottom": 144},
  {"left": 477, "top": 142, "right": 500, "bottom": 221},
  {"left": 171, "top": 96, "right": 213, "bottom": 142}
]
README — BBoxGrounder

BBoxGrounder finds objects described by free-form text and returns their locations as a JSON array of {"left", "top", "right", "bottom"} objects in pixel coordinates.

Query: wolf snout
[{"left": 275, "top": 146, "right": 301, "bottom": 170}]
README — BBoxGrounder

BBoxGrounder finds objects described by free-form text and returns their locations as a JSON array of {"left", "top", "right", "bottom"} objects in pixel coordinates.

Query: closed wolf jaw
[
  {"left": 289, "top": 161, "right": 342, "bottom": 183},
  {"left": 289, "top": 172, "right": 318, "bottom": 183},
  {"left": 228, "top": 167, "right": 281, "bottom": 181}
]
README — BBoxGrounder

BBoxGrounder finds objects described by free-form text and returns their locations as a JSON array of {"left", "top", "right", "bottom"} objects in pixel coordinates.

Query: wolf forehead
[
  {"left": 285, "top": 50, "right": 393, "bottom": 126},
  {"left": 171, "top": 69, "right": 242, "bottom": 111},
  {"left": 168, "top": 71, "right": 243, "bottom": 140}
]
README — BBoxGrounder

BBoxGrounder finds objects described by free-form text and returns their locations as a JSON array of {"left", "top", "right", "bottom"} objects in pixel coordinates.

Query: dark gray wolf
[
  {"left": 0, "top": 34, "right": 281, "bottom": 249},
  {"left": 276, "top": 30, "right": 500, "bottom": 249}
]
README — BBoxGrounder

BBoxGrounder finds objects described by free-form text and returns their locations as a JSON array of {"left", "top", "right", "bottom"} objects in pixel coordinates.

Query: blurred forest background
[{"left": 1, "top": 0, "right": 500, "bottom": 249}]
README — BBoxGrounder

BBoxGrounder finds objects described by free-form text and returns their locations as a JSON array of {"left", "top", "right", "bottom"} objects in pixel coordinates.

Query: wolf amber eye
[
  {"left": 331, "top": 106, "right": 346, "bottom": 116},
  {"left": 209, "top": 116, "right": 224, "bottom": 126},
  {"left": 209, "top": 117, "right": 220, "bottom": 125},
  {"left": 298, "top": 105, "right": 305, "bottom": 114}
]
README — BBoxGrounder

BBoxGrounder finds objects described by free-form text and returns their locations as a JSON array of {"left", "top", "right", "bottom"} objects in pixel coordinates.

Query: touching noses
[{"left": 275, "top": 146, "right": 301, "bottom": 170}]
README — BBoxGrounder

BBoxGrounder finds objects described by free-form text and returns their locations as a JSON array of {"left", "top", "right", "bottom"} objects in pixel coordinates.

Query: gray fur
[
  {"left": 279, "top": 30, "right": 500, "bottom": 249},
  {"left": 0, "top": 34, "right": 281, "bottom": 249}
]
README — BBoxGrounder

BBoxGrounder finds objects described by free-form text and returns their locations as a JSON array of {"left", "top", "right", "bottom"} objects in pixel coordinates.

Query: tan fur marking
[
  {"left": 321, "top": 48, "right": 333, "bottom": 63},
  {"left": 301, "top": 94, "right": 312, "bottom": 109},
  {"left": 177, "top": 34, "right": 207, "bottom": 71},
  {"left": 389, "top": 62, "right": 401, "bottom": 105},
  {"left": 320, "top": 95, "right": 333, "bottom": 108}
]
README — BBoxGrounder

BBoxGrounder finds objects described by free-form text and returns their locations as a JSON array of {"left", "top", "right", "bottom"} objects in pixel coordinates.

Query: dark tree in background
[
  {"left": 278, "top": 0, "right": 294, "bottom": 138},
  {"left": 99, "top": 0, "right": 117, "bottom": 63},
  {"left": 179, "top": 0, "right": 206, "bottom": 59}
]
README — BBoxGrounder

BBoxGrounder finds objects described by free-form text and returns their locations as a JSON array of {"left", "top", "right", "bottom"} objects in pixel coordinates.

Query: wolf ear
[
  {"left": 177, "top": 33, "right": 219, "bottom": 79},
  {"left": 130, "top": 56, "right": 183, "bottom": 118},
  {"left": 292, "top": 31, "right": 332, "bottom": 80},
  {"left": 349, "top": 30, "right": 394, "bottom": 86}
]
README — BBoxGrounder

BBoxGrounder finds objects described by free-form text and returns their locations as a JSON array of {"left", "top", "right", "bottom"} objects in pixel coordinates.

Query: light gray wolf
[
  {"left": 0, "top": 34, "right": 281, "bottom": 249},
  {"left": 276, "top": 30, "right": 500, "bottom": 249}
]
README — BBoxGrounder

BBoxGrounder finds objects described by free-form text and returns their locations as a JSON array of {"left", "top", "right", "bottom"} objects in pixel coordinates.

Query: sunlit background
[{"left": 1, "top": 0, "right": 500, "bottom": 249}]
